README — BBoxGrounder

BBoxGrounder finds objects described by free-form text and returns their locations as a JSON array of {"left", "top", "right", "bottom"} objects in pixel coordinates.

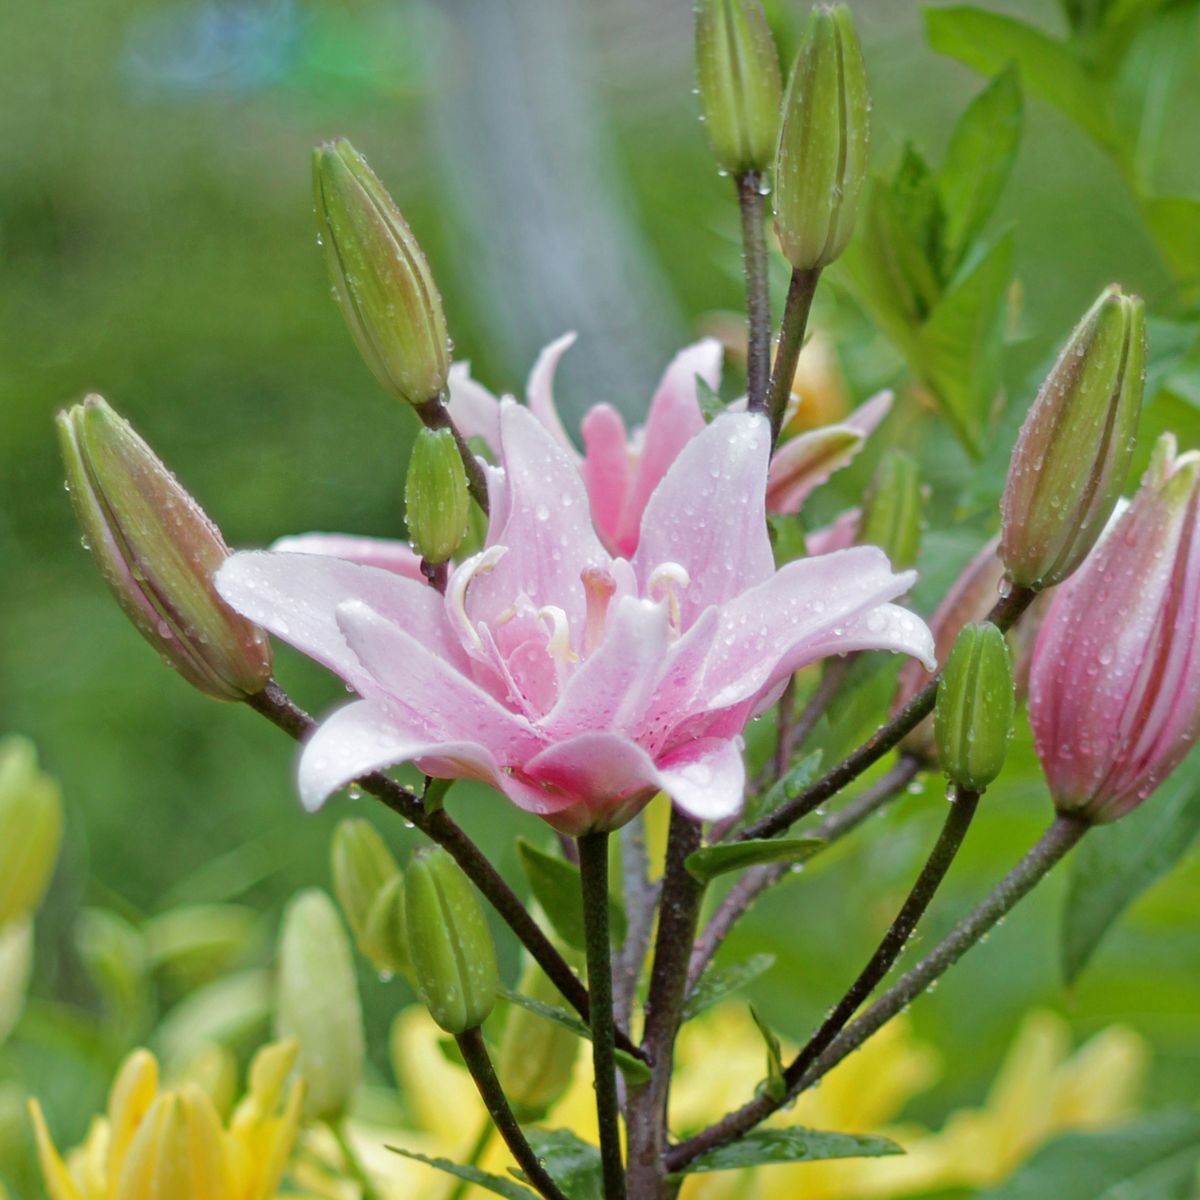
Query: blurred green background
[{"left": 2, "top": 0, "right": 1200, "bottom": 1194}]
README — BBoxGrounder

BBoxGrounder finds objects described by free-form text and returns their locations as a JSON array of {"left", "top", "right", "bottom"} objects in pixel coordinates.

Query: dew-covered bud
[
  {"left": 1000, "top": 286, "right": 1145, "bottom": 590},
  {"left": 0, "top": 738, "right": 63, "bottom": 928},
  {"left": 331, "top": 817, "right": 402, "bottom": 969},
  {"left": 695, "top": 0, "right": 782, "bottom": 175},
  {"left": 363, "top": 874, "right": 410, "bottom": 978},
  {"left": 314, "top": 138, "right": 450, "bottom": 407},
  {"left": 934, "top": 622, "right": 1015, "bottom": 793},
  {"left": 275, "top": 889, "right": 364, "bottom": 1121},
  {"left": 857, "top": 450, "right": 922, "bottom": 570},
  {"left": 773, "top": 4, "right": 870, "bottom": 271},
  {"left": 57, "top": 396, "right": 272, "bottom": 702},
  {"left": 405, "top": 427, "right": 470, "bottom": 564},
  {"left": 404, "top": 848, "right": 498, "bottom": 1034}
]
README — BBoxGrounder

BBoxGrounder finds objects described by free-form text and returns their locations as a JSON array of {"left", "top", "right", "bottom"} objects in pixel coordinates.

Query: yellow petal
[
  {"left": 28, "top": 1099, "right": 85, "bottom": 1200},
  {"left": 107, "top": 1048, "right": 160, "bottom": 1183},
  {"left": 113, "top": 1093, "right": 175, "bottom": 1200},
  {"left": 178, "top": 1085, "right": 234, "bottom": 1200},
  {"left": 232, "top": 1037, "right": 298, "bottom": 1134}
]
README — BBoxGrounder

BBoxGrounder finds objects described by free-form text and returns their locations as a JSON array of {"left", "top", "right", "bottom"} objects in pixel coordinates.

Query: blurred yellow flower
[{"left": 28, "top": 1039, "right": 304, "bottom": 1200}]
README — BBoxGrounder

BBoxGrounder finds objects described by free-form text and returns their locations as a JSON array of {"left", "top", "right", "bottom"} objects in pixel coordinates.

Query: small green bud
[
  {"left": 773, "top": 4, "right": 870, "bottom": 271},
  {"left": 363, "top": 874, "right": 410, "bottom": 977},
  {"left": 75, "top": 907, "right": 149, "bottom": 1026},
  {"left": 498, "top": 956, "right": 580, "bottom": 1122},
  {"left": 331, "top": 817, "right": 402, "bottom": 966},
  {"left": 275, "top": 889, "right": 364, "bottom": 1121},
  {"left": 0, "top": 737, "right": 63, "bottom": 928},
  {"left": 403, "top": 848, "right": 498, "bottom": 1034},
  {"left": 0, "top": 918, "right": 32, "bottom": 1047},
  {"left": 695, "top": 0, "right": 783, "bottom": 175},
  {"left": 314, "top": 138, "right": 450, "bottom": 407},
  {"left": 57, "top": 396, "right": 272, "bottom": 702},
  {"left": 405, "top": 427, "right": 470, "bottom": 564},
  {"left": 143, "top": 903, "right": 259, "bottom": 989},
  {"left": 857, "top": 450, "right": 923, "bottom": 569},
  {"left": 1000, "top": 286, "right": 1145, "bottom": 590},
  {"left": 934, "top": 623, "right": 1015, "bottom": 793}
]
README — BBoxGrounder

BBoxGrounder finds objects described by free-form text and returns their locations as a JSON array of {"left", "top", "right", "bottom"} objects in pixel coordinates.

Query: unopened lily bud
[
  {"left": 935, "top": 623, "right": 1015, "bottom": 793},
  {"left": 773, "top": 4, "right": 870, "bottom": 271},
  {"left": 314, "top": 138, "right": 450, "bottom": 407},
  {"left": 275, "top": 889, "right": 364, "bottom": 1121},
  {"left": 363, "top": 874, "right": 410, "bottom": 977},
  {"left": 404, "top": 848, "right": 497, "bottom": 1034},
  {"left": 857, "top": 450, "right": 922, "bottom": 569},
  {"left": 1030, "top": 434, "right": 1200, "bottom": 823},
  {"left": 57, "top": 397, "right": 272, "bottom": 701},
  {"left": 498, "top": 956, "right": 580, "bottom": 1122},
  {"left": 331, "top": 817, "right": 401, "bottom": 967},
  {"left": 1000, "top": 286, "right": 1145, "bottom": 590},
  {"left": 405, "top": 427, "right": 470, "bottom": 564},
  {"left": 0, "top": 738, "right": 63, "bottom": 927},
  {"left": 695, "top": 0, "right": 782, "bottom": 175}
]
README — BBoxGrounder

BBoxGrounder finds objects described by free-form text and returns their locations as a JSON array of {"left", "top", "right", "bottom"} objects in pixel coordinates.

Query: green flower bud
[
  {"left": 857, "top": 450, "right": 923, "bottom": 569},
  {"left": 498, "top": 956, "right": 580, "bottom": 1122},
  {"left": 363, "top": 874, "right": 410, "bottom": 977},
  {"left": 314, "top": 138, "right": 450, "bottom": 407},
  {"left": 1000, "top": 286, "right": 1145, "bottom": 590},
  {"left": 695, "top": 0, "right": 783, "bottom": 175},
  {"left": 143, "top": 903, "right": 259, "bottom": 989},
  {"left": 934, "top": 623, "right": 1015, "bottom": 793},
  {"left": 331, "top": 817, "right": 402, "bottom": 967},
  {"left": 0, "top": 737, "right": 63, "bottom": 927},
  {"left": 403, "top": 848, "right": 498, "bottom": 1034},
  {"left": 75, "top": 907, "right": 149, "bottom": 1026},
  {"left": 405, "top": 427, "right": 470, "bottom": 564},
  {"left": 773, "top": 4, "right": 870, "bottom": 271},
  {"left": 57, "top": 397, "right": 272, "bottom": 702},
  {"left": 0, "top": 918, "right": 32, "bottom": 1047},
  {"left": 275, "top": 889, "right": 364, "bottom": 1120}
]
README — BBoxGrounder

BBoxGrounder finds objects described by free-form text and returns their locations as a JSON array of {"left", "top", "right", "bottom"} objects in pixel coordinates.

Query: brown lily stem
[
  {"left": 626, "top": 809, "right": 704, "bottom": 1199},
  {"left": 737, "top": 585, "right": 1037, "bottom": 842},
  {"left": 614, "top": 815, "right": 658, "bottom": 1034},
  {"left": 766, "top": 266, "right": 821, "bottom": 447},
  {"left": 245, "top": 680, "right": 644, "bottom": 1064},
  {"left": 770, "top": 677, "right": 796, "bottom": 782},
  {"left": 456, "top": 1027, "right": 569, "bottom": 1200},
  {"left": 413, "top": 394, "right": 490, "bottom": 515},
  {"left": 667, "top": 811, "right": 1089, "bottom": 1172},
  {"left": 577, "top": 831, "right": 626, "bottom": 1200},
  {"left": 686, "top": 755, "right": 922, "bottom": 990},
  {"left": 785, "top": 655, "right": 853, "bottom": 762},
  {"left": 737, "top": 171, "right": 771, "bottom": 412}
]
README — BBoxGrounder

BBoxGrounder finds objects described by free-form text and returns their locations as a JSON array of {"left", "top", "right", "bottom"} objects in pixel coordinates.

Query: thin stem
[
  {"left": 448, "top": 1119, "right": 493, "bottom": 1200},
  {"left": 786, "top": 656, "right": 853, "bottom": 761},
  {"left": 667, "top": 812, "right": 1089, "bottom": 1171},
  {"left": 413, "top": 395, "right": 490, "bottom": 515},
  {"left": 687, "top": 756, "right": 922, "bottom": 989},
  {"left": 420, "top": 558, "right": 449, "bottom": 593},
  {"left": 771, "top": 676, "right": 796, "bottom": 781},
  {"left": 329, "top": 1118, "right": 385, "bottom": 1200},
  {"left": 626, "top": 809, "right": 704, "bottom": 1199},
  {"left": 244, "top": 681, "right": 644, "bottom": 1064},
  {"left": 456, "top": 1027, "right": 569, "bottom": 1200},
  {"left": 614, "top": 815, "right": 658, "bottom": 1034},
  {"left": 577, "top": 831, "right": 626, "bottom": 1200},
  {"left": 737, "top": 171, "right": 771, "bottom": 412},
  {"left": 737, "top": 585, "right": 1036, "bottom": 842},
  {"left": 766, "top": 266, "right": 821, "bottom": 447}
]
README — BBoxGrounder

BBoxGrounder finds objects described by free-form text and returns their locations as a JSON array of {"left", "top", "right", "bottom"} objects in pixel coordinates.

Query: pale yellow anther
[{"left": 647, "top": 562, "right": 692, "bottom": 635}]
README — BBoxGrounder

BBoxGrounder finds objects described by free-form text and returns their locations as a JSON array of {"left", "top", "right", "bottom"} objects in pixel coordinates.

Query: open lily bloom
[
  {"left": 218, "top": 405, "right": 933, "bottom": 833},
  {"left": 449, "top": 333, "right": 891, "bottom": 557}
]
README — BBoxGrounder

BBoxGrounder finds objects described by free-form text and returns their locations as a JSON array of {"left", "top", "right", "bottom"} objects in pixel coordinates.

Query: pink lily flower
[
  {"left": 448, "top": 334, "right": 891, "bottom": 558},
  {"left": 1028, "top": 434, "right": 1200, "bottom": 823},
  {"left": 216, "top": 406, "right": 934, "bottom": 833}
]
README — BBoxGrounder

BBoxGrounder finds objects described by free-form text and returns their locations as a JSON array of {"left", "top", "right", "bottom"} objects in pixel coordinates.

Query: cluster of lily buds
[{"left": 331, "top": 817, "right": 409, "bottom": 976}]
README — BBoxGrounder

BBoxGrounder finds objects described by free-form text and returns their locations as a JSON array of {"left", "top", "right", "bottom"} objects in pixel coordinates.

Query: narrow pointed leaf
[
  {"left": 685, "top": 838, "right": 823, "bottom": 885},
  {"left": 682, "top": 953, "right": 775, "bottom": 1022},
  {"left": 524, "top": 1129, "right": 603, "bottom": 1200},
  {"left": 516, "top": 839, "right": 627, "bottom": 951},
  {"left": 672, "top": 1126, "right": 903, "bottom": 1175},
  {"left": 386, "top": 1148, "right": 540, "bottom": 1200}
]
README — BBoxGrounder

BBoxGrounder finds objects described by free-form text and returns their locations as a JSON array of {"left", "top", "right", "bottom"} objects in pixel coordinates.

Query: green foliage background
[{"left": 2, "top": 0, "right": 1199, "bottom": 1194}]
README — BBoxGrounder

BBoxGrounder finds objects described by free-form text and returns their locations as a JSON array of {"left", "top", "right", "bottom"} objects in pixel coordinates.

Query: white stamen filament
[
  {"left": 581, "top": 565, "right": 618, "bottom": 655},
  {"left": 647, "top": 561, "right": 691, "bottom": 636},
  {"left": 446, "top": 545, "right": 507, "bottom": 651},
  {"left": 537, "top": 605, "right": 578, "bottom": 664}
]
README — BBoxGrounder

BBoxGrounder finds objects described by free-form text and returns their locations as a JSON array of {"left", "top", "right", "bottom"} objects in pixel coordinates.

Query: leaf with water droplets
[
  {"left": 672, "top": 1126, "right": 903, "bottom": 1175},
  {"left": 682, "top": 953, "right": 775, "bottom": 1022},
  {"left": 523, "top": 1129, "right": 603, "bottom": 1200},
  {"left": 685, "top": 837, "right": 824, "bottom": 885}
]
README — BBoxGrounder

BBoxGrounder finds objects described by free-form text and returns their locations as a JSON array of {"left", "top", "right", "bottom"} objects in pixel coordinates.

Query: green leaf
[
  {"left": 924, "top": 6, "right": 1122, "bottom": 155},
  {"left": 1141, "top": 194, "right": 1200, "bottom": 297},
  {"left": 979, "top": 1110, "right": 1200, "bottom": 1199},
  {"left": 685, "top": 838, "right": 824, "bottom": 885},
  {"left": 387, "top": 1147, "right": 540, "bottom": 1199},
  {"left": 497, "top": 987, "right": 651, "bottom": 1084},
  {"left": 696, "top": 376, "right": 725, "bottom": 423},
  {"left": 682, "top": 953, "right": 775, "bottom": 1022},
  {"left": 516, "top": 839, "right": 626, "bottom": 952},
  {"left": 673, "top": 1126, "right": 903, "bottom": 1175},
  {"left": 524, "top": 1129, "right": 603, "bottom": 1200},
  {"left": 755, "top": 750, "right": 823, "bottom": 817},
  {"left": 914, "top": 231, "right": 1014, "bottom": 455},
  {"left": 891, "top": 144, "right": 947, "bottom": 297},
  {"left": 768, "top": 512, "right": 809, "bottom": 566},
  {"left": 1061, "top": 747, "right": 1200, "bottom": 983},
  {"left": 749, "top": 1004, "right": 787, "bottom": 1102},
  {"left": 938, "top": 66, "right": 1023, "bottom": 270}
]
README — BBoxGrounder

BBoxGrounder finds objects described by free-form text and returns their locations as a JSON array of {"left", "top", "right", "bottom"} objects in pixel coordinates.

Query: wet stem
[{"left": 737, "top": 171, "right": 771, "bottom": 412}]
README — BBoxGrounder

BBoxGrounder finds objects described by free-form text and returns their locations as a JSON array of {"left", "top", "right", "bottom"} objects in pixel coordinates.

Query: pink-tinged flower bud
[
  {"left": 57, "top": 396, "right": 272, "bottom": 702},
  {"left": 314, "top": 138, "right": 450, "bottom": 407},
  {"left": 1000, "top": 286, "right": 1145, "bottom": 590},
  {"left": 1029, "top": 433, "right": 1200, "bottom": 823},
  {"left": 695, "top": 0, "right": 782, "bottom": 175}
]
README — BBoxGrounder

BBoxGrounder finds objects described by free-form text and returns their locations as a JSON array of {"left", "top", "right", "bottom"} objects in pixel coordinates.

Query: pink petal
[
  {"left": 526, "top": 332, "right": 579, "bottom": 456},
  {"left": 524, "top": 732, "right": 662, "bottom": 810},
  {"left": 656, "top": 736, "right": 745, "bottom": 822},
  {"left": 632, "top": 412, "right": 774, "bottom": 624},
  {"left": 580, "top": 404, "right": 633, "bottom": 554},
  {"left": 446, "top": 362, "right": 502, "bottom": 453},
  {"left": 805, "top": 508, "right": 861, "bottom": 557},
  {"left": 270, "top": 533, "right": 426, "bottom": 581}
]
